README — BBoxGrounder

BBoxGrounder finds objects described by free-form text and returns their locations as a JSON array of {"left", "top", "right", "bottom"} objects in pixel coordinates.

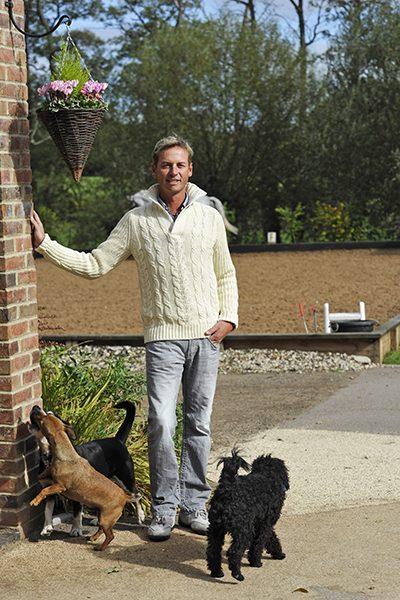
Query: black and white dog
[
  {"left": 207, "top": 448, "right": 289, "bottom": 581},
  {"left": 29, "top": 401, "right": 145, "bottom": 536}
]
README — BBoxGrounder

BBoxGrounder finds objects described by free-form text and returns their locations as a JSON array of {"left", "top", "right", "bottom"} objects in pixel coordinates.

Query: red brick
[
  {"left": 27, "top": 286, "right": 36, "bottom": 301},
  {"left": 0, "top": 48, "right": 14, "bottom": 64},
  {"left": 0, "top": 134, "right": 9, "bottom": 150},
  {"left": 11, "top": 321, "right": 29, "bottom": 337},
  {"left": 0, "top": 118, "right": 17, "bottom": 134},
  {"left": 0, "top": 170, "right": 11, "bottom": 184},
  {"left": 0, "top": 291, "right": 13, "bottom": 306},
  {"left": 8, "top": 102, "right": 28, "bottom": 117},
  {"left": 0, "top": 65, "right": 6, "bottom": 79},
  {"left": 0, "top": 325, "right": 10, "bottom": 341},
  {"left": 0, "top": 82, "right": 17, "bottom": 98},
  {"left": 0, "top": 360, "right": 11, "bottom": 375},
  {"left": 15, "top": 169, "right": 32, "bottom": 184},
  {"left": 0, "top": 406, "right": 22, "bottom": 425},
  {"left": 17, "top": 84, "right": 28, "bottom": 101},
  {"left": 0, "top": 220, "right": 24, "bottom": 236},
  {"left": 7, "top": 67, "right": 26, "bottom": 83},
  {"left": 10, "top": 135, "right": 29, "bottom": 151},
  {"left": 21, "top": 153, "right": 31, "bottom": 168},
  {"left": 0, "top": 342, "right": 19, "bottom": 359},
  {"left": 0, "top": 473, "right": 27, "bottom": 494},
  {"left": 31, "top": 349, "right": 40, "bottom": 366},
  {"left": 0, "top": 456, "right": 25, "bottom": 476},
  {"left": 23, "top": 367, "right": 40, "bottom": 385},
  {"left": 15, "top": 240, "right": 33, "bottom": 256},
  {"left": 0, "top": 205, "right": 13, "bottom": 221},
  {"left": 4, "top": 255, "right": 26, "bottom": 270},
  {"left": 18, "top": 302, "right": 38, "bottom": 318},
  {"left": 20, "top": 334, "right": 38, "bottom": 351},
  {"left": 0, "top": 271, "right": 17, "bottom": 287},
  {"left": 14, "top": 202, "right": 31, "bottom": 218},
  {"left": 12, "top": 354, "right": 30, "bottom": 371},
  {"left": 12, "top": 0, "right": 25, "bottom": 15},
  {"left": 13, "top": 288, "right": 27, "bottom": 303}
]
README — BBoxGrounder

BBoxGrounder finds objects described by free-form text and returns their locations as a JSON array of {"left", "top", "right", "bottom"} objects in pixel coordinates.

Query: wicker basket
[{"left": 38, "top": 108, "right": 106, "bottom": 182}]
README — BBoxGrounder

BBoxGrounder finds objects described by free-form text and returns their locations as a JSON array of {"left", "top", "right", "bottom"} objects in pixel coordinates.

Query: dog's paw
[
  {"left": 40, "top": 525, "right": 53, "bottom": 536},
  {"left": 69, "top": 526, "right": 83, "bottom": 537},
  {"left": 249, "top": 560, "right": 263, "bottom": 568},
  {"left": 272, "top": 552, "right": 286, "bottom": 560},
  {"left": 232, "top": 571, "right": 244, "bottom": 582},
  {"left": 210, "top": 569, "right": 224, "bottom": 578}
]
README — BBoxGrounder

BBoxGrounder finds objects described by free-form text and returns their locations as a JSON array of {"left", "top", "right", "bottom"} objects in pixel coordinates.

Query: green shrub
[{"left": 382, "top": 349, "right": 400, "bottom": 365}]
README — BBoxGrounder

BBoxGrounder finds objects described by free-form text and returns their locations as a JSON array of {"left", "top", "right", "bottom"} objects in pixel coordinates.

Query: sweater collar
[{"left": 144, "top": 182, "right": 208, "bottom": 205}]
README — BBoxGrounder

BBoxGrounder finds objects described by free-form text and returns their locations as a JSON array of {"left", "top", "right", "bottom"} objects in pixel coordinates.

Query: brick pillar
[{"left": 0, "top": 2, "right": 42, "bottom": 537}]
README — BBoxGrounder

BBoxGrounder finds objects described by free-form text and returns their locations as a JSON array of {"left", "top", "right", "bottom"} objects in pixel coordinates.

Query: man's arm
[
  {"left": 29, "top": 209, "right": 132, "bottom": 279},
  {"left": 211, "top": 213, "right": 239, "bottom": 340}
]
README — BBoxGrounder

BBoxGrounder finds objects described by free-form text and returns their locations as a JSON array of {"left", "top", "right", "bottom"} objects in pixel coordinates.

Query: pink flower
[{"left": 81, "top": 81, "right": 108, "bottom": 97}]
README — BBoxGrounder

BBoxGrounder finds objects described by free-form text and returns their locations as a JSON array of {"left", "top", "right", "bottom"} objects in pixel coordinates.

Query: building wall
[{"left": 0, "top": 0, "right": 42, "bottom": 536}]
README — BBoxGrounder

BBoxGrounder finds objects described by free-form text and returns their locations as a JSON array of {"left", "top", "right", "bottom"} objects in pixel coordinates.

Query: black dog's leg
[
  {"left": 265, "top": 527, "right": 285, "bottom": 559},
  {"left": 206, "top": 521, "right": 225, "bottom": 578},
  {"left": 41, "top": 496, "right": 56, "bottom": 536},
  {"left": 227, "top": 532, "right": 248, "bottom": 581},
  {"left": 69, "top": 501, "right": 83, "bottom": 537},
  {"left": 248, "top": 520, "right": 268, "bottom": 568}
]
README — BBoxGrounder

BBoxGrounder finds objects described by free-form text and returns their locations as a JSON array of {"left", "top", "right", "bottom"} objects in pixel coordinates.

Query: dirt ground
[{"left": 35, "top": 247, "right": 400, "bottom": 335}]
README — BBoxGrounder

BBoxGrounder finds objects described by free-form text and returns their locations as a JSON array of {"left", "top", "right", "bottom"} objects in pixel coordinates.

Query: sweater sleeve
[
  {"left": 212, "top": 213, "right": 239, "bottom": 329},
  {"left": 35, "top": 212, "right": 133, "bottom": 279}
]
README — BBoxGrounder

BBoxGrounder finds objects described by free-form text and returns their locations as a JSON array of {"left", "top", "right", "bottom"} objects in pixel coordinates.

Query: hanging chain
[{"left": 61, "top": 24, "right": 94, "bottom": 82}]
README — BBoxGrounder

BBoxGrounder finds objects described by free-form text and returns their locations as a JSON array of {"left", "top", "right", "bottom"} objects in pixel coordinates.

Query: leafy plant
[
  {"left": 40, "top": 345, "right": 150, "bottom": 514},
  {"left": 311, "top": 201, "right": 354, "bottom": 242},
  {"left": 382, "top": 350, "right": 400, "bottom": 365},
  {"left": 37, "top": 38, "right": 108, "bottom": 112},
  {"left": 275, "top": 203, "right": 305, "bottom": 243},
  {"left": 51, "top": 38, "right": 90, "bottom": 95}
]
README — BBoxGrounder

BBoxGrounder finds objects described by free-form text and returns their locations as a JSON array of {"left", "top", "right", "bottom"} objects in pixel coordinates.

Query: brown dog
[{"left": 30, "top": 406, "right": 134, "bottom": 550}]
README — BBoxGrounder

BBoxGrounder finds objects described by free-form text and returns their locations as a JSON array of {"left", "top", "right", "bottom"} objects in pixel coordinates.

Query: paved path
[{"left": 1, "top": 367, "right": 400, "bottom": 600}]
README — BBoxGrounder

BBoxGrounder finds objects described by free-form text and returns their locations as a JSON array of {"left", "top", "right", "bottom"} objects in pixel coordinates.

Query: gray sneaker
[
  {"left": 178, "top": 509, "right": 209, "bottom": 534},
  {"left": 148, "top": 514, "right": 176, "bottom": 541}
]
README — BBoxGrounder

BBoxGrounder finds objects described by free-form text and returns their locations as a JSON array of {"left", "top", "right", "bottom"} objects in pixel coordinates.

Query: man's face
[{"left": 151, "top": 146, "right": 193, "bottom": 201}]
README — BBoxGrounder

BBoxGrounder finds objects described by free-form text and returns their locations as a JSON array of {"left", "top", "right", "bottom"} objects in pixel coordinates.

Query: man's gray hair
[{"left": 152, "top": 135, "right": 194, "bottom": 166}]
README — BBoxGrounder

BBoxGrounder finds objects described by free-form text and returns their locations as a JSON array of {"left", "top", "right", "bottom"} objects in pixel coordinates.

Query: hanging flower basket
[
  {"left": 37, "top": 32, "right": 108, "bottom": 182},
  {"left": 38, "top": 107, "right": 106, "bottom": 182}
]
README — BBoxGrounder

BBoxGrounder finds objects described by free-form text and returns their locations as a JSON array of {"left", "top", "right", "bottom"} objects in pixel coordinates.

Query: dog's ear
[{"left": 64, "top": 424, "right": 77, "bottom": 440}]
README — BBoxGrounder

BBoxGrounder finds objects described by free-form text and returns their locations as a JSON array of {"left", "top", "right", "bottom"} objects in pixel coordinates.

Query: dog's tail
[
  {"left": 113, "top": 401, "right": 136, "bottom": 445},
  {"left": 217, "top": 447, "right": 250, "bottom": 484}
]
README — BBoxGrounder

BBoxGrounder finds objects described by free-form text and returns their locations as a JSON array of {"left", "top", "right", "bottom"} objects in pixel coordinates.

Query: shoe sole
[
  {"left": 178, "top": 517, "right": 208, "bottom": 534},
  {"left": 148, "top": 533, "right": 171, "bottom": 541}
]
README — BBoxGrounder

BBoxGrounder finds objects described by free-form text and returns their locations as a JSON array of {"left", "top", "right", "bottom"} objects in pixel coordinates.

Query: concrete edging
[{"left": 40, "top": 312, "right": 400, "bottom": 364}]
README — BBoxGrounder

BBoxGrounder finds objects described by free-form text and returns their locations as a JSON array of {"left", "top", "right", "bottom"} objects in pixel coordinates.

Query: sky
[{"left": 69, "top": 0, "right": 330, "bottom": 53}]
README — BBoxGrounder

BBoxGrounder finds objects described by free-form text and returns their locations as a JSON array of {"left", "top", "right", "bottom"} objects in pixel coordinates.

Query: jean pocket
[{"left": 206, "top": 336, "right": 219, "bottom": 349}]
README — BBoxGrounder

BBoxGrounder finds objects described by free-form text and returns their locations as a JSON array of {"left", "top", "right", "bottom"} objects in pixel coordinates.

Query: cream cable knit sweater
[{"left": 36, "top": 183, "right": 239, "bottom": 343}]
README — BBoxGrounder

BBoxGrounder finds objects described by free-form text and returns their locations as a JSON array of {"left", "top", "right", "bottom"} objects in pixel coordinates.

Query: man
[{"left": 30, "top": 135, "right": 239, "bottom": 541}]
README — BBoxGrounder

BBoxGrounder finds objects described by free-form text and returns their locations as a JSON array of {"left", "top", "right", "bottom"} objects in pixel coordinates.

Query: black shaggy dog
[{"left": 206, "top": 448, "right": 289, "bottom": 581}]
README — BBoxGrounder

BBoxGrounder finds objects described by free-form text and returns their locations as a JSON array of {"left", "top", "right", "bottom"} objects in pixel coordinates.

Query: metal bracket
[{"left": 5, "top": 1, "right": 71, "bottom": 38}]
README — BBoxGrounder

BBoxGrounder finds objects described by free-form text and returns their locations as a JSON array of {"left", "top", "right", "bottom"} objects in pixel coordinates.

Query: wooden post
[{"left": 0, "top": 1, "right": 42, "bottom": 537}]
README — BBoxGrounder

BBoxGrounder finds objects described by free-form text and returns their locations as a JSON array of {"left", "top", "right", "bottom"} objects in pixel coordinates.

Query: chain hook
[{"left": 5, "top": 1, "right": 71, "bottom": 38}]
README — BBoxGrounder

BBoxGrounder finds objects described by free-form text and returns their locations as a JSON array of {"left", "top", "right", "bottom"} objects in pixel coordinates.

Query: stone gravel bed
[{"left": 58, "top": 345, "right": 378, "bottom": 374}]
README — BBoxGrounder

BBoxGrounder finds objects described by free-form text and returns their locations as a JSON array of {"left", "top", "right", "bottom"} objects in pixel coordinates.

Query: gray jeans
[{"left": 145, "top": 338, "right": 220, "bottom": 516}]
